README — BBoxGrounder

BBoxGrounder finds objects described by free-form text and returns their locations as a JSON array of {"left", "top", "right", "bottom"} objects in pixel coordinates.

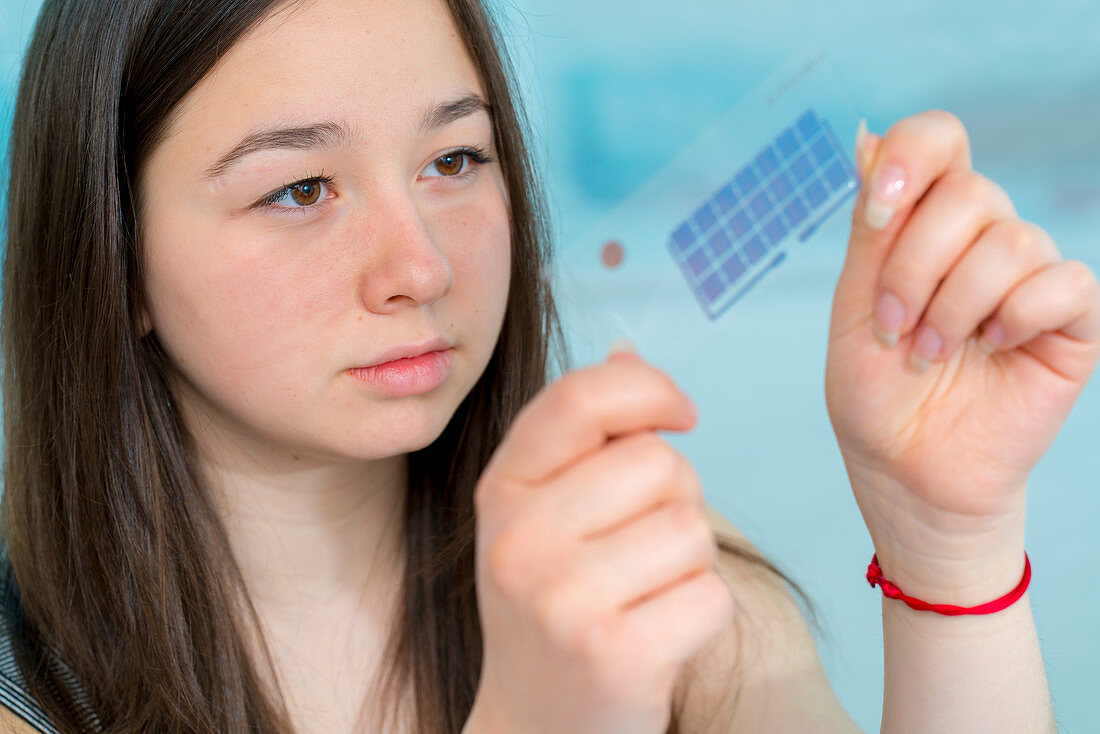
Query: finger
[
  {"left": 873, "top": 171, "right": 1019, "bottom": 347},
  {"left": 621, "top": 568, "right": 734, "bottom": 669},
  {"left": 575, "top": 502, "right": 717, "bottom": 612},
  {"left": 909, "top": 220, "right": 1061, "bottom": 369},
  {"left": 529, "top": 430, "right": 704, "bottom": 540},
  {"left": 839, "top": 110, "right": 974, "bottom": 314},
  {"left": 859, "top": 110, "right": 973, "bottom": 234},
  {"left": 854, "top": 117, "right": 880, "bottom": 186},
  {"left": 486, "top": 356, "right": 696, "bottom": 486},
  {"left": 979, "top": 259, "right": 1100, "bottom": 367}
]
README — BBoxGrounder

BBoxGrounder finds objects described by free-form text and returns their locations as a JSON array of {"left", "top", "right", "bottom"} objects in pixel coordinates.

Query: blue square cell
[
  {"left": 804, "top": 178, "right": 828, "bottom": 208},
  {"left": 824, "top": 159, "right": 851, "bottom": 191},
  {"left": 715, "top": 184, "right": 739, "bottom": 212},
  {"left": 776, "top": 129, "right": 800, "bottom": 159},
  {"left": 762, "top": 215, "right": 788, "bottom": 246},
  {"left": 768, "top": 170, "right": 793, "bottom": 202},
  {"left": 749, "top": 190, "right": 773, "bottom": 219},
  {"left": 790, "top": 152, "right": 814, "bottom": 184},
  {"left": 753, "top": 146, "right": 780, "bottom": 177},
  {"left": 796, "top": 110, "right": 821, "bottom": 141},
  {"left": 728, "top": 208, "right": 751, "bottom": 238},
  {"left": 708, "top": 229, "right": 732, "bottom": 256},
  {"left": 672, "top": 222, "right": 696, "bottom": 252},
  {"left": 722, "top": 254, "right": 747, "bottom": 283},
  {"left": 692, "top": 202, "right": 717, "bottom": 233},
  {"left": 742, "top": 234, "right": 766, "bottom": 264},
  {"left": 734, "top": 165, "right": 759, "bottom": 195},
  {"left": 810, "top": 135, "right": 835, "bottom": 166},
  {"left": 784, "top": 197, "right": 808, "bottom": 227},
  {"left": 687, "top": 248, "right": 710, "bottom": 277},
  {"left": 702, "top": 272, "right": 725, "bottom": 302}
]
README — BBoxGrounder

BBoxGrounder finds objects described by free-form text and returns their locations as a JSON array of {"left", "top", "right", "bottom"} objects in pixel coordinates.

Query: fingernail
[
  {"left": 977, "top": 320, "right": 1005, "bottom": 354},
  {"left": 864, "top": 163, "right": 907, "bottom": 231},
  {"left": 873, "top": 291, "right": 905, "bottom": 348},
  {"left": 854, "top": 118, "right": 868, "bottom": 175},
  {"left": 607, "top": 338, "right": 636, "bottom": 358},
  {"left": 909, "top": 323, "right": 943, "bottom": 372},
  {"left": 685, "top": 396, "right": 698, "bottom": 422}
]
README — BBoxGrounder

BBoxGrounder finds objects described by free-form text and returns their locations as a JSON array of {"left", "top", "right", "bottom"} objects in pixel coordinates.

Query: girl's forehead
[
  {"left": 157, "top": 0, "right": 486, "bottom": 170},
  {"left": 171, "top": 0, "right": 481, "bottom": 134}
]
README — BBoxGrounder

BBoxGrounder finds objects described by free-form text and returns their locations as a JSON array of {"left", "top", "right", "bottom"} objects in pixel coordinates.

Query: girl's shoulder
[
  {"left": 0, "top": 562, "right": 65, "bottom": 734},
  {"left": 675, "top": 504, "right": 862, "bottom": 733},
  {"left": 0, "top": 704, "right": 42, "bottom": 734}
]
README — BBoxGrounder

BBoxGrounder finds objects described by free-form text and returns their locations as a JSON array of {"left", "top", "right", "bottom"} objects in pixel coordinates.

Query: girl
[{"left": 1, "top": 0, "right": 1096, "bottom": 732}]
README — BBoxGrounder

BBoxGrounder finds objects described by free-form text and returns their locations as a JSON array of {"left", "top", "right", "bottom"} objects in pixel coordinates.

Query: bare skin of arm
[
  {"left": 674, "top": 504, "right": 1055, "bottom": 734},
  {"left": 0, "top": 705, "right": 39, "bottom": 734},
  {"left": 671, "top": 505, "right": 863, "bottom": 734}
]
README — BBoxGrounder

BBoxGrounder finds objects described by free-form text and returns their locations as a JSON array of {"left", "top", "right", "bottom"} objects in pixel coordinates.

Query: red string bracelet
[{"left": 866, "top": 552, "right": 1031, "bottom": 616}]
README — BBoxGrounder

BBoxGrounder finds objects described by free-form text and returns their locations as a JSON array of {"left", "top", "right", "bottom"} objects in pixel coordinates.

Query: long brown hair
[{"left": 1, "top": 0, "right": 817, "bottom": 731}]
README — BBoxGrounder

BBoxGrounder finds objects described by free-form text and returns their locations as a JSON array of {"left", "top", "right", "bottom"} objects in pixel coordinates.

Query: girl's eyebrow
[{"left": 201, "top": 92, "right": 492, "bottom": 181}]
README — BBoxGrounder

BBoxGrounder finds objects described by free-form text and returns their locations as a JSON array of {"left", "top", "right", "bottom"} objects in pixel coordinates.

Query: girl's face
[{"left": 137, "top": 0, "right": 511, "bottom": 465}]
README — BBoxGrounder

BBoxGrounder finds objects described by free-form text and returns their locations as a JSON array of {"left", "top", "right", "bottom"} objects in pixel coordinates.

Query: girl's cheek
[
  {"left": 445, "top": 203, "right": 511, "bottom": 307},
  {"left": 155, "top": 244, "right": 316, "bottom": 376}
]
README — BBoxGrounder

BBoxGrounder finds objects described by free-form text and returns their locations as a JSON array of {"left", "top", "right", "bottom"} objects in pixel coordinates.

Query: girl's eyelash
[
  {"left": 450, "top": 144, "right": 494, "bottom": 167},
  {"left": 252, "top": 145, "right": 496, "bottom": 214},
  {"left": 255, "top": 169, "right": 336, "bottom": 210}
]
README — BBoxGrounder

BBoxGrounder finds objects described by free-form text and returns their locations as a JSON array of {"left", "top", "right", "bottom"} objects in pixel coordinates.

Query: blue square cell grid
[{"left": 665, "top": 108, "right": 858, "bottom": 320}]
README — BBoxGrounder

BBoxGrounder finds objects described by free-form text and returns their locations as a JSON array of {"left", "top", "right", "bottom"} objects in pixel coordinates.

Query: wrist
[
  {"left": 851, "top": 476, "right": 1029, "bottom": 607},
  {"left": 869, "top": 540, "right": 1028, "bottom": 609}
]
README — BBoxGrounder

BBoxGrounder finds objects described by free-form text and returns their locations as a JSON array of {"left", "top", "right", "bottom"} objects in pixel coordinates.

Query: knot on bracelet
[
  {"left": 865, "top": 554, "right": 903, "bottom": 598},
  {"left": 865, "top": 562, "right": 882, "bottom": 588},
  {"left": 865, "top": 550, "right": 1031, "bottom": 616}
]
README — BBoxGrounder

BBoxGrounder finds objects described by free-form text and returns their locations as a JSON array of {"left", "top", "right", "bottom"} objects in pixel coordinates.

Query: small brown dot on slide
[{"left": 600, "top": 240, "right": 624, "bottom": 268}]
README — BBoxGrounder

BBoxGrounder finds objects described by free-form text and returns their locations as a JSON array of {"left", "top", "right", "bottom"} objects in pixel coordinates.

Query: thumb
[
  {"left": 834, "top": 114, "right": 973, "bottom": 327},
  {"left": 832, "top": 121, "right": 907, "bottom": 335}
]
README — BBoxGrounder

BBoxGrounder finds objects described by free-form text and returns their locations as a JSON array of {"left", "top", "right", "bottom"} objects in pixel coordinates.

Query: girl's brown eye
[
  {"left": 435, "top": 153, "right": 464, "bottom": 176},
  {"left": 290, "top": 182, "right": 322, "bottom": 206}
]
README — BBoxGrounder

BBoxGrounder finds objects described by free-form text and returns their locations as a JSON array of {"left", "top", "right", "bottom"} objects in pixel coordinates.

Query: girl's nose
[{"left": 352, "top": 191, "right": 453, "bottom": 313}]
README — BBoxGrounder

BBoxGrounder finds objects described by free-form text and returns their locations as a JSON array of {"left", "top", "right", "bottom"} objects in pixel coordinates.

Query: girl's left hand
[{"left": 824, "top": 110, "right": 1100, "bottom": 601}]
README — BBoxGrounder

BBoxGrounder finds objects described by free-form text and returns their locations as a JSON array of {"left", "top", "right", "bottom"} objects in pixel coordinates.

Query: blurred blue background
[{"left": 3, "top": 0, "right": 1099, "bottom": 731}]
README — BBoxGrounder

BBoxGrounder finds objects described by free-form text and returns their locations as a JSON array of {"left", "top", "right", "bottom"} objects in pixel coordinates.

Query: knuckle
[
  {"left": 550, "top": 372, "right": 591, "bottom": 416},
  {"left": 990, "top": 219, "right": 1037, "bottom": 261},
  {"left": 536, "top": 583, "right": 595, "bottom": 651},
  {"left": 925, "top": 108, "right": 966, "bottom": 137},
  {"left": 575, "top": 609, "right": 620, "bottom": 663},
  {"left": 893, "top": 108, "right": 963, "bottom": 140},
  {"left": 505, "top": 400, "right": 534, "bottom": 438},
  {"left": 533, "top": 583, "right": 572, "bottom": 633},
  {"left": 669, "top": 502, "right": 711, "bottom": 545},
  {"left": 664, "top": 502, "right": 693, "bottom": 535},
  {"left": 629, "top": 433, "right": 703, "bottom": 507},
  {"left": 1066, "top": 260, "right": 1099, "bottom": 296},
  {"left": 680, "top": 461, "right": 705, "bottom": 507},
  {"left": 692, "top": 514, "right": 719, "bottom": 560},
  {"left": 635, "top": 361, "right": 689, "bottom": 411},
  {"left": 940, "top": 169, "right": 989, "bottom": 204},
  {"left": 486, "top": 521, "right": 536, "bottom": 596},
  {"left": 656, "top": 370, "right": 689, "bottom": 405},
  {"left": 633, "top": 433, "right": 681, "bottom": 481}
]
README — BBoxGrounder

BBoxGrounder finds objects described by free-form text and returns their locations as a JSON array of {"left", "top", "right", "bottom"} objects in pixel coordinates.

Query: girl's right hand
[{"left": 464, "top": 348, "right": 735, "bottom": 734}]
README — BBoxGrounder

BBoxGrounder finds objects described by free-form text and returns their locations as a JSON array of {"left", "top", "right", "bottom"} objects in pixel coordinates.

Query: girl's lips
[{"left": 345, "top": 348, "right": 455, "bottom": 397}]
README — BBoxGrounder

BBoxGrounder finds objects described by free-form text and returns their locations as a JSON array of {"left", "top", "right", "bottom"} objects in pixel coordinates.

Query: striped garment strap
[{"left": 0, "top": 570, "right": 101, "bottom": 733}]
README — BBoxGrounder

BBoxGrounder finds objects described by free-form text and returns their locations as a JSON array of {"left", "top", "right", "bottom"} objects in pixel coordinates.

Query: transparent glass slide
[{"left": 552, "top": 46, "right": 863, "bottom": 376}]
